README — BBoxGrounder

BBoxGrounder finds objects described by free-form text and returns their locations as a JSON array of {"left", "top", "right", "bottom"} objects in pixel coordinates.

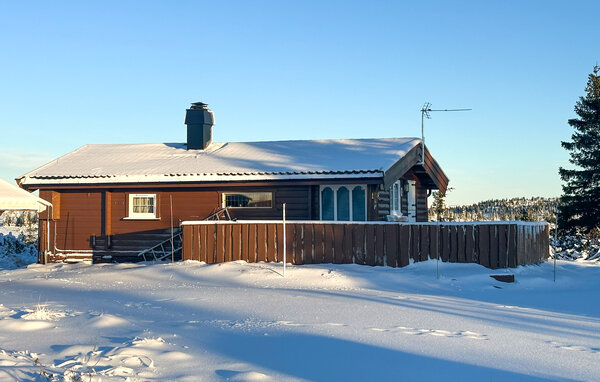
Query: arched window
[
  {"left": 321, "top": 187, "right": 334, "bottom": 220},
  {"left": 319, "top": 185, "right": 366, "bottom": 221},
  {"left": 337, "top": 187, "right": 350, "bottom": 221},
  {"left": 352, "top": 186, "right": 366, "bottom": 221}
]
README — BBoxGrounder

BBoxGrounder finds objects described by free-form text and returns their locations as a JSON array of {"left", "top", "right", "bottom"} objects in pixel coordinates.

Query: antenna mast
[{"left": 420, "top": 102, "right": 471, "bottom": 164}]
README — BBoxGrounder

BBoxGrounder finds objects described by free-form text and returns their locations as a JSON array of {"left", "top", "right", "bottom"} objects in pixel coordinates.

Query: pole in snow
[
  {"left": 170, "top": 194, "right": 174, "bottom": 263},
  {"left": 282, "top": 203, "right": 286, "bottom": 277}
]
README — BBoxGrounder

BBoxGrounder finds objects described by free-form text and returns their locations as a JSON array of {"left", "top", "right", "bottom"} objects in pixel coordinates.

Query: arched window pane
[
  {"left": 337, "top": 187, "right": 350, "bottom": 221},
  {"left": 321, "top": 187, "right": 334, "bottom": 220},
  {"left": 352, "top": 186, "right": 366, "bottom": 221}
]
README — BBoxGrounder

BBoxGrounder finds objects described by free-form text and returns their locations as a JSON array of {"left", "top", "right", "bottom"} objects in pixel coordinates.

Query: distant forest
[{"left": 428, "top": 197, "right": 558, "bottom": 224}]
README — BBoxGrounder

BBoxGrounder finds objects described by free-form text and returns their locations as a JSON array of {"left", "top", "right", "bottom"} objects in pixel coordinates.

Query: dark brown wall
[{"left": 416, "top": 181, "right": 428, "bottom": 222}]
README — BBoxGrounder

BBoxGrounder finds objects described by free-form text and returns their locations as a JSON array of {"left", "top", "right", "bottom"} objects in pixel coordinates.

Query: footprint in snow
[
  {"left": 369, "top": 325, "right": 488, "bottom": 340},
  {"left": 548, "top": 341, "right": 600, "bottom": 354}
]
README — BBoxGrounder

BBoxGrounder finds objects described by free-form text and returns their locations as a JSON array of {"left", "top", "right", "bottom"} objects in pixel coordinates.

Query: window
[
  {"left": 390, "top": 180, "right": 402, "bottom": 215},
  {"left": 223, "top": 192, "right": 273, "bottom": 208},
  {"left": 128, "top": 194, "right": 157, "bottom": 219},
  {"left": 320, "top": 185, "right": 366, "bottom": 221}
]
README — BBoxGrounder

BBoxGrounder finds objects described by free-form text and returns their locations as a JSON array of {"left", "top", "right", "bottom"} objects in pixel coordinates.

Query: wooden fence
[{"left": 181, "top": 221, "right": 549, "bottom": 269}]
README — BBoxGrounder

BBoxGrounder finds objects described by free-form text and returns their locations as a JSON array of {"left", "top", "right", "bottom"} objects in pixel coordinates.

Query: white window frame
[
  {"left": 127, "top": 193, "right": 158, "bottom": 220},
  {"left": 390, "top": 180, "right": 403, "bottom": 215},
  {"left": 221, "top": 192, "right": 273, "bottom": 208},
  {"left": 319, "top": 184, "right": 367, "bottom": 221}
]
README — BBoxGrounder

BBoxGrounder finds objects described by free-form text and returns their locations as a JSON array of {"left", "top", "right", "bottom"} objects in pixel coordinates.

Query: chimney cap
[{"left": 190, "top": 102, "right": 209, "bottom": 110}]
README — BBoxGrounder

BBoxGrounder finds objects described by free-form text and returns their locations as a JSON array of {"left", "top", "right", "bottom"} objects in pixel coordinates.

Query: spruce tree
[{"left": 558, "top": 66, "right": 600, "bottom": 234}]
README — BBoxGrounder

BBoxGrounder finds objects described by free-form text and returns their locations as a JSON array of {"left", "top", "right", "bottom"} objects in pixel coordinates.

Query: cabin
[{"left": 18, "top": 102, "right": 448, "bottom": 263}]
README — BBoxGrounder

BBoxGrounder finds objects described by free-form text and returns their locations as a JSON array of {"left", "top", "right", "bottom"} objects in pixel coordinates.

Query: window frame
[
  {"left": 319, "top": 184, "right": 367, "bottom": 221},
  {"left": 126, "top": 193, "right": 158, "bottom": 220},
  {"left": 390, "top": 180, "right": 402, "bottom": 215},
  {"left": 221, "top": 191, "right": 274, "bottom": 209}
]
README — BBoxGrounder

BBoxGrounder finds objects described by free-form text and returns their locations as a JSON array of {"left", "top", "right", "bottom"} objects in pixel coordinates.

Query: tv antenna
[{"left": 420, "top": 102, "right": 471, "bottom": 164}]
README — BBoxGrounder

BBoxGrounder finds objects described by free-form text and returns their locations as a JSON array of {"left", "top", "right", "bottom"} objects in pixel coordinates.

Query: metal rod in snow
[
  {"left": 282, "top": 203, "right": 286, "bottom": 277},
  {"left": 170, "top": 194, "right": 174, "bottom": 263}
]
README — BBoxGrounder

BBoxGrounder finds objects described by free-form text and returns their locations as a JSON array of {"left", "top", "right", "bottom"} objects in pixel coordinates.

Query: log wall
[{"left": 181, "top": 221, "right": 550, "bottom": 269}]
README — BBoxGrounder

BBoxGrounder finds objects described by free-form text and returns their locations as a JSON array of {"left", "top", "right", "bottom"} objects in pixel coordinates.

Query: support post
[{"left": 283, "top": 203, "right": 286, "bottom": 277}]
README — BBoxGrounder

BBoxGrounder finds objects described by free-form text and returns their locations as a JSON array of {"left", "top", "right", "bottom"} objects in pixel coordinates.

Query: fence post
[{"left": 283, "top": 203, "right": 286, "bottom": 277}]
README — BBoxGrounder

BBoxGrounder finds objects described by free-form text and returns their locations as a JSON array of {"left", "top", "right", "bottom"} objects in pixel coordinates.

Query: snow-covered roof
[
  {"left": 19, "top": 138, "right": 422, "bottom": 186},
  {"left": 0, "top": 177, "right": 51, "bottom": 212}
]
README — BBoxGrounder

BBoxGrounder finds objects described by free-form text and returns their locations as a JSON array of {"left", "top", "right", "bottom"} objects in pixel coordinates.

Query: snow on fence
[{"left": 181, "top": 221, "right": 549, "bottom": 269}]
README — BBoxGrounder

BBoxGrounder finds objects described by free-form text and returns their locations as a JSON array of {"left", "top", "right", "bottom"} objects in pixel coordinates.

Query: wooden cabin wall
[
  {"left": 39, "top": 185, "right": 313, "bottom": 252},
  {"left": 416, "top": 181, "right": 429, "bottom": 222},
  {"left": 39, "top": 190, "right": 103, "bottom": 251}
]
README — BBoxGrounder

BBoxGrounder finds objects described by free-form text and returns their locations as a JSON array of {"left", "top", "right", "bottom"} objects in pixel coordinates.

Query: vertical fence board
[
  {"left": 206, "top": 224, "right": 216, "bottom": 264},
  {"left": 199, "top": 225, "right": 208, "bottom": 263},
  {"left": 240, "top": 224, "right": 249, "bottom": 262},
  {"left": 498, "top": 225, "right": 508, "bottom": 269},
  {"left": 182, "top": 226, "right": 192, "bottom": 261},
  {"left": 324, "top": 224, "right": 334, "bottom": 264},
  {"left": 224, "top": 225, "right": 233, "bottom": 262},
  {"left": 303, "top": 224, "right": 314, "bottom": 264},
  {"left": 248, "top": 224, "right": 257, "bottom": 263},
  {"left": 312, "top": 224, "right": 323, "bottom": 263},
  {"left": 284, "top": 223, "right": 295, "bottom": 265},
  {"left": 465, "top": 225, "right": 475, "bottom": 263},
  {"left": 353, "top": 224, "right": 366, "bottom": 265},
  {"left": 333, "top": 224, "right": 344, "bottom": 264},
  {"left": 399, "top": 225, "right": 410, "bottom": 267},
  {"left": 232, "top": 225, "right": 241, "bottom": 261},
  {"left": 420, "top": 225, "right": 429, "bottom": 262},
  {"left": 441, "top": 226, "right": 450, "bottom": 262},
  {"left": 365, "top": 225, "right": 376, "bottom": 266},
  {"left": 489, "top": 225, "right": 499, "bottom": 269},
  {"left": 215, "top": 225, "right": 225, "bottom": 263},
  {"left": 410, "top": 225, "right": 420, "bottom": 262},
  {"left": 294, "top": 225, "right": 304, "bottom": 265},
  {"left": 429, "top": 225, "right": 439, "bottom": 262},
  {"left": 343, "top": 225, "right": 354, "bottom": 264},
  {"left": 375, "top": 225, "right": 385, "bottom": 266},
  {"left": 478, "top": 225, "right": 490, "bottom": 267},
  {"left": 508, "top": 224, "right": 517, "bottom": 267},
  {"left": 267, "top": 224, "right": 277, "bottom": 263},
  {"left": 276, "top": 223, "right": 284, "bottom": 263},
  {"left": 385, "top": 224, "right": 398, "bottom": 267},
  {"left": 455, "top": 226, "right": 465, "bottom": 263},
  {"left": 449, "top": 226, "right": 458, "bottom": 263},
  {"left": 257, "top": 224, "right": 267, "bottom": 262}
]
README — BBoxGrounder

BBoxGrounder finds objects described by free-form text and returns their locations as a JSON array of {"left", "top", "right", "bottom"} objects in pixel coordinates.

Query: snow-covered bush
[
  {"left": 0, "top": 232, "right": 38, "bottom": 269},
  {"left": 0, "top": 210, "right": 38, "bottom": 245},
  {"left": 550, "top": 234, "right": 600, "bottom": 261}
]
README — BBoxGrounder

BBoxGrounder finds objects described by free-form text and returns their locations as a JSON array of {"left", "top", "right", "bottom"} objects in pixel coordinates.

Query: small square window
[{"left": 128, "top": 194, "right": 157, "bottom": 219}]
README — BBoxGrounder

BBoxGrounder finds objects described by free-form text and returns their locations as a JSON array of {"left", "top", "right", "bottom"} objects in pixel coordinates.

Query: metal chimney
[{"left": 185, "top": 102, "right": 215, "bottom": 150}]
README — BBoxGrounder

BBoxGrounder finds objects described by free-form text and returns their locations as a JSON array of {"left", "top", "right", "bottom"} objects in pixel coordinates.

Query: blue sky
[{"left": 0, "top": 1, "right": 597, "bottom": 205}]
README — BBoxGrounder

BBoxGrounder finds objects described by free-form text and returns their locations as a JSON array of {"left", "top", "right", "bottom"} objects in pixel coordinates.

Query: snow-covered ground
[{"left": 0, "top": 259, "right": 598, "bottom": 381}]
